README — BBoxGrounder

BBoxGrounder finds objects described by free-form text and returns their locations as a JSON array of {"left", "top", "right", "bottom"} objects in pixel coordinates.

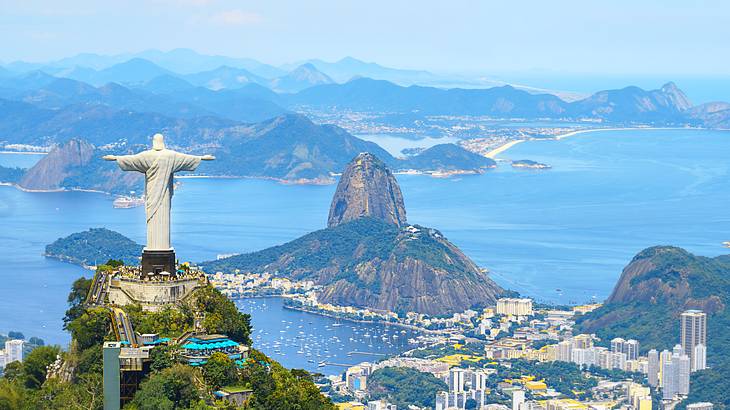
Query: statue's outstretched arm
[{"left": 106, "top": 152, "right": 149, "bottom": 173}]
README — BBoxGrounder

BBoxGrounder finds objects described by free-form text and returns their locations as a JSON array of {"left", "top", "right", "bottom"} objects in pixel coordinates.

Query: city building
[
  {"left": 627, "top": 382, "right": 652, "bottom": 410},
  {"left": 367, "top": 399, "right": 397, "bottom": 410},
  {"left": 448, "top": 368, "right": 467, "bottom": 393},
  {"left": 610, "top": 338, "right": 639, "bottom": 360},
  {"left": 692, "top": 343, "right": 706, "bottom": 371},
  {"left": 647, "top": 349, "right": 659, "bottom": 387},
  {"left": 497, "top": 298, "right": 533, "bottom": 317},
  {"left": 610, "top": 338, "right": 625, "bottom": 354},
  {"left": 661, "top": 348, "right": 691, "bottom": 399},
  {"left": 659, "top": 349, "right": 671, "bottom": 388},
  {"left": 625, "top": 339, "right": 640, "bottom": 360},
  {"left": 0, "top": 350, "right": 6, "bottom": 369},
  {"left": 513, "top": 389, "right": 526, "bottom": 410},
  {"left": 5, "top": 339, "right": 24, "bottom": 364},
  {"left": 471, "top": 370, "right": 488, "bottom": 390},
  {"left": 680, "top": 310, "right": 707, "bottom": 372},
  {"left": 686, "top": 403, "right": 713, "bottom": 410}
]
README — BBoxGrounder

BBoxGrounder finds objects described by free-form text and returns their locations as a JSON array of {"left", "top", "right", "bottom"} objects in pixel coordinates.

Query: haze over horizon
[{"left": 2, "top": 0, "right": 729, "bottom": 77}]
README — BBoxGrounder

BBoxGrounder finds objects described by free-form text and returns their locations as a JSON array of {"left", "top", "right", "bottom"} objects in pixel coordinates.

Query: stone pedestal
[{"left": 141, "top": 249, "right": 176, "bottom": 275}]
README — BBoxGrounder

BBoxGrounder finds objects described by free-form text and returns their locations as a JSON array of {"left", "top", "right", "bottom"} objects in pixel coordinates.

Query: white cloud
[{"left": 209, "top": 9, "right": 262, "bottom": 26}]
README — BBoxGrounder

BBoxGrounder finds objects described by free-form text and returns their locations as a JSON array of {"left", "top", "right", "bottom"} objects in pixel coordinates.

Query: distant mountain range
[
  {"left": 2, "top": 65, "right": 720, "bottom": 129},
  {"left": 7, "top": 114, "right": 493, "bottom": 193},
  {"left": 287, "top": 78, "right": 701, "bottom": 124}
]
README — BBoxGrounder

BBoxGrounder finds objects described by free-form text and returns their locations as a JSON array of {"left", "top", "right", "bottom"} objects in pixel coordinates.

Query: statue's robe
[{"left": 115, "top": 149, "right": 201, "bottom": 250}]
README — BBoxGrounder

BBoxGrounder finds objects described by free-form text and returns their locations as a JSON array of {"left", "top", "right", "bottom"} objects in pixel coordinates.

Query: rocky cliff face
[
  {"left": 328, "top": 152, "right": 407, "bottom": 228},
  {"left": 20, "top": 139, "right": 94, "bottom": 190},
  {"left": 19, "top": 138, "right": 141, "bottom": 193}
]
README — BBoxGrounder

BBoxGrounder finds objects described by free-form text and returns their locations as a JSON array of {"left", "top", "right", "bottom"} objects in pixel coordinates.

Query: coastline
[
  {"left": 282, "top": 303, "right": 441, "bottom": 334},
  {"left": 0, "top": 182, "right": 110, "bottom": 195},
  {"left": 488, "top": 126, "right": 702, "bottom": 158},
  {"left": 0, "top": 151, "right": 47, "bottom": 155},
  {"left": 484, "top": 140, "right": 525, "bottom": 158}
]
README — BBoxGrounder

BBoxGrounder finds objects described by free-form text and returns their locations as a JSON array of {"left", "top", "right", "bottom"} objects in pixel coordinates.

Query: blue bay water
[{"left": 0, "top": 129, "right": 728, "bottom": 370}]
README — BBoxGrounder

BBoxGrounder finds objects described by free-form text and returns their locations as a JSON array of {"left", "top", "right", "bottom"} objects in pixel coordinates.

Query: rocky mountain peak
[
  {"left": 327, "top": 152, "right": 407, "bottom": 228},
  {"left": 660, "top": 81, "right": 693, "bottom": 111},
  {"left": 19, "top": 139, "right": 95, "bottom": 190}
]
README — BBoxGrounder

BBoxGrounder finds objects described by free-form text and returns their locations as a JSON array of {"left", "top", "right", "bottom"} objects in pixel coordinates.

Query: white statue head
[{"left": 152, "top": 133, "right": 166, "bottom": 151}]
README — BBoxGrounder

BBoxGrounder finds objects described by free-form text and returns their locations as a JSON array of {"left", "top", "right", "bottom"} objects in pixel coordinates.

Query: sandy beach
[
  {"left": 488, "top": 126, "right": 698, "bottom": 158},
  {"left": 484, "top": 140, "right": 525, "bottom": 158}
]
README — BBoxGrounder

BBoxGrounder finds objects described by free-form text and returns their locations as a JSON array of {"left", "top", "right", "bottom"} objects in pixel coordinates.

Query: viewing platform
[{"left": 106, "top": 264, "right": 207, "bottom": 311}]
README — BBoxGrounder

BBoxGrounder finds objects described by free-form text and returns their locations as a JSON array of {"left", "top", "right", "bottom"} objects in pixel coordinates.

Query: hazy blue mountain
[
  {"left": 184, "top": 65, "right": 268, "bottom": 90},
  {"left": 18, "top": 139, "right": 142, "bottom": 193},
  {"left": 0, "top": 98, "right": 236, "bottom": 147},
  {"left": 163, "top": 84, "right": 288, "bottom": 122},
  {"left": 269, "top": 63, "right": 335, "bottom": 93},
  {"left": 207, "top": 114, "right": 395, "bottom": 181},
  {"left": 0, "top": 70, "right": 57, "bottom": 91},
  {"left": 403, "top": 143, "right": 496, "bottom": 171},
  {"left": 687, "top": 101, "right": 730, "bottom": 128},
  {"left": 569, "top": 82, "right": 693, "bottom": 122},
  {"left": 133, "top": 48, "right": 285, "bottom": 78},
  {"left": 299, "top": 56, "right": 438, "bottom": 84},
  {"left": 51, "top": 52, "right": 131, "bottom": 70},
  {"left": 63, "top": 58, "right": 176, "bottom": 86},
  {"left": 290, "top": 77, "right": 702, "bottom": 124},
  {"left": 290, "top": 77, "right": 569, "bottom": 117},
  {"left": 131, "top": 74, "right": 196, "bottom": 94},
  {"left": 0, "top": 74, "right": 287, "bottom": 123}
]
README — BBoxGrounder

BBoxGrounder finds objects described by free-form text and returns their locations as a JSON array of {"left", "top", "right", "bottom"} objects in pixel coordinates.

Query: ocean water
[
  {"left": 0, "top": 128, "right": 728, "bottom": 361},
  {"left": 237, "top": 297, "right": 420, "bottom": 375}
]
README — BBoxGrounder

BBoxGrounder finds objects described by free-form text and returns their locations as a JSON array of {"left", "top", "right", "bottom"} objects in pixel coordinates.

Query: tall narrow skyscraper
[
  {"left": 648, "top": 349, "right": 659, "bottom": 387},
  {"left": 693, "top": 344, "right": 707, "bottom": 371},
  {"left": 680, "top": 310, "right": 707, "bottom": 372}
]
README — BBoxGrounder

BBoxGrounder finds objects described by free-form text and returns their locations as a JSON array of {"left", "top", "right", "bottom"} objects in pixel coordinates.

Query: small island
[
  {"left": 511, "top": 159, "right": 551, "bottom": 169},
  {"left": 45, "top": 227, "right": 143, "bottom": 268}
]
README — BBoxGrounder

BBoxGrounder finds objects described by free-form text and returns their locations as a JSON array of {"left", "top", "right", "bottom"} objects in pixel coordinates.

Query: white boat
[{"left": 113, "top": 195, "right": 145, "bottom": 209}]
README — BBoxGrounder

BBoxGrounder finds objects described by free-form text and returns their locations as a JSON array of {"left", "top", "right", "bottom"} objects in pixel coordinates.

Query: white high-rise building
[
  {"left": 471, "top": 370, "right": 488, "bottom": 390},
  {"left": 659, "top": 349, "right": 672, "bottom": 388},
  {"left": 692, "top": 344, "right": 706, "bottom": 371},
  {"left": 571, "top": 348, "right": 596, "bottom": 368},
  {"left": 662, "top": 354, "right": 677, "bottom": 400},
  {"left": 4, "top": 340, "right": 24, "bottom": 364},
  {"left": 557, "top": 340, "right": 572, "bottom": 362},
  {"left": 512, "top": 390, "right": 526, "bottom": 410},
  {"left": 647, "top": 349, "right": 659, "bottom": 387},
  {"left": 610, "top": 337, "right": 625, "bottom": 353},
  {"left": 435, "top": 391, "right": 449, "bottom": 410},
  {"left": 686, "top": 403, "right": 713, "bottom": 410},
  {"left": 368, "top": 400, "right": 396, "bottom": 410},
  {"left": 448, "top": 368, "right": 466, "bottom": 393},
  {"left": 676, "top": 353, "right": 690, "bottom": 396},
  {"left": 0, "top": 350, "right": 6, "bottom": 369},
  {"left": 496, "top": 298, "right": 533, "bottom": 316},
  {"left": 661, "top": 350, "right": 691, "bottom": 399},
  {"left": 625, "top": 339, "right": 640, "bottom": 360},
  {"left": 680, "top": 310, "right": 707, "bottom": 372}
]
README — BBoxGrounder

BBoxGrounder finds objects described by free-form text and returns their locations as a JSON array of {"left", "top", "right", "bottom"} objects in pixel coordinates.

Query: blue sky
[{"left": 1, "top": 0, "right": 728, "bottom": 75}]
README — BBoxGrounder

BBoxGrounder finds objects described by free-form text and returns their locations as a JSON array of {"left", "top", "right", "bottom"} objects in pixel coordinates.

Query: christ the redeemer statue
[{"left": 104, "top": 134, "right": 214, "bottom": 274}]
